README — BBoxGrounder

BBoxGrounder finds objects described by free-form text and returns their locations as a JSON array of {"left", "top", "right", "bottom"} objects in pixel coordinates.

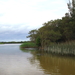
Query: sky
[{"left": 0, "top": 0, "right": 69, "bottom": 42}]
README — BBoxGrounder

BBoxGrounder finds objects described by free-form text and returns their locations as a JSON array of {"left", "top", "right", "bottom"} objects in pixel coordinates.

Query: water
[{"left": 0, "top": 44, "right": 75, "bottom": 75}]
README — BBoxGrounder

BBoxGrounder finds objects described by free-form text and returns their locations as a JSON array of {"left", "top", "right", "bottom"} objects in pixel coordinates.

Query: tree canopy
[{"left": 27, "top": 0, "right": 75, "bottom": 49}]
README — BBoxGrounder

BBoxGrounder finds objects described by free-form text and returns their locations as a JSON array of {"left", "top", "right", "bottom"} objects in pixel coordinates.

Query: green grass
[
  {"left": 20, "top": 42, "right": 37, "bottom": 48},
  {"left": 0, "top": 42, "right": 4, "bottom": 44}
]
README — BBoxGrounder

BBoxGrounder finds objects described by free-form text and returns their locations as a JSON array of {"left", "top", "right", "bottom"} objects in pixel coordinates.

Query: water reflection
[
  {"left": 20, "top": 48, "right": 36, "bottom": 52},
  {"left": 28, "top": 50, "right": 75, "bottom": 75},
  {"left": 0, "top": 45, "right": 45, "bottom": 75},
  {"left": 0, "top": 45, "right": 75, "bottom": 75}
]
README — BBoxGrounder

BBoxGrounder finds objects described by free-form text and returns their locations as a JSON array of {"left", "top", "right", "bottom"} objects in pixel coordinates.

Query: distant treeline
[
  {"left": 0, "top": 41, "right": 30, "bottom": 44},
  {"left": 27, "top": 1, "right": 75, "bottom": 50}
]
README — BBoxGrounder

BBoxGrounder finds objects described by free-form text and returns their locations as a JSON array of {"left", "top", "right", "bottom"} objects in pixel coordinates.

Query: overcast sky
[{"left": 0, "top": 0, "right": 69, "bottom": 41}]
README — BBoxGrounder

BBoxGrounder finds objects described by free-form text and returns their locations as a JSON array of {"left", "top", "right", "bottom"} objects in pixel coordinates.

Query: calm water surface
[{"left": 0, "top": 44, "right": 75, "bottom": 75}]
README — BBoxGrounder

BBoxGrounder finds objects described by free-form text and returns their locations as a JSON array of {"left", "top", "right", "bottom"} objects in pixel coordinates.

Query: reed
[{"left": 44, "top": 41, "right": 75, "bottom": 55}]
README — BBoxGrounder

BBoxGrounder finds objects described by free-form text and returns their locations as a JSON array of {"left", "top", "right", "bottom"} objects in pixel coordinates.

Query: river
[{"left": 0, "top": 44, "right": 75, "bottom": 75}]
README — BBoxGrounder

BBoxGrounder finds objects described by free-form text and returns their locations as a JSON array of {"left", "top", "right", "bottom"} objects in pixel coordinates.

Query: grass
[
  {"left": 44, "top": 41, "right": 75, "bottom": 56},
  {"left": 20, "top": 42, "right": 37, "bottom": 48},
  {"left": 20, "top": 41, "right": 75, "bottom": 56},
  {"left": 0, "top": 42, "right": 4, "bottom": 44}
]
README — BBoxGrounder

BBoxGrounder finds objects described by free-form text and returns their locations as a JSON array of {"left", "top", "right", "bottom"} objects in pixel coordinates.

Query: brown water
[{"left": 0, "top": 44, "right": 75, "bottom": 75}]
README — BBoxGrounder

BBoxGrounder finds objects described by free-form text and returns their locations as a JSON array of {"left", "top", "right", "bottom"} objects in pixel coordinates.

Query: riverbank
[
  {"left": 0, "top": 42, "right": 4, "bottom": 44},
  {"left": 42, "top": 41, "right": 75, "bottom": 56},
  {"left": 20, "top": 41, "right": 75, "bottom": 56},
  {"left": 20, "top": 42, "right": 37, "bottom": 48}
]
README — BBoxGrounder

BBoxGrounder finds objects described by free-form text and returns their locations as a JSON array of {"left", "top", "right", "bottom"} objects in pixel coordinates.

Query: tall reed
[{"left": 44, "top": 41, "right": 75, "bottom": 55}]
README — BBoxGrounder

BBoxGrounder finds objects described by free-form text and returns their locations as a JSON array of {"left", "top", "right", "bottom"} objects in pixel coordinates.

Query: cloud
[
  {"left": 0, "top": 24, "right": 29, "bottom": 41},
  {"left": 0, "top": 0, "right": 68, "bottom": 41}
]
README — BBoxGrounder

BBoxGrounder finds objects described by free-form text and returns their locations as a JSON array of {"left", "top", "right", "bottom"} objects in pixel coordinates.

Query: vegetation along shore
[
  {"left": 20, "top": 42, "right": 37, "bottom": 48},
  {"left": 21, "top": 1, "right": 75, "bottom": 56}
]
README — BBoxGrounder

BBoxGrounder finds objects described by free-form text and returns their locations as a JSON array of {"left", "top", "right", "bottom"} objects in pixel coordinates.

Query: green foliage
[
  {"left": 36, "top": 37, "right": 41, "bottom": 47},
  {"left": 27, "top": 29, "right": 38, "bottom": 42},
  {"left": 27, "top": 0, "right": 75, "bottom": 51},
  {"left": 0, "top": 42, "right": 4, "bottom": 44},
  {"left": 67, "top": 0, "right": 75, "bottom": 19},
  {"left": 20, "top": 42, "right": 37, "bottom": 48}
]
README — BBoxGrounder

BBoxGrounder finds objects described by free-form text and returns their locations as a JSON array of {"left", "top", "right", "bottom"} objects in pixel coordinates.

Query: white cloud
[
  {"left": 0, "top": 0, "right": 68, "bottom": 41},
  {"left": 0, "top": 0, "right": 68, "bottom": 24}
]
